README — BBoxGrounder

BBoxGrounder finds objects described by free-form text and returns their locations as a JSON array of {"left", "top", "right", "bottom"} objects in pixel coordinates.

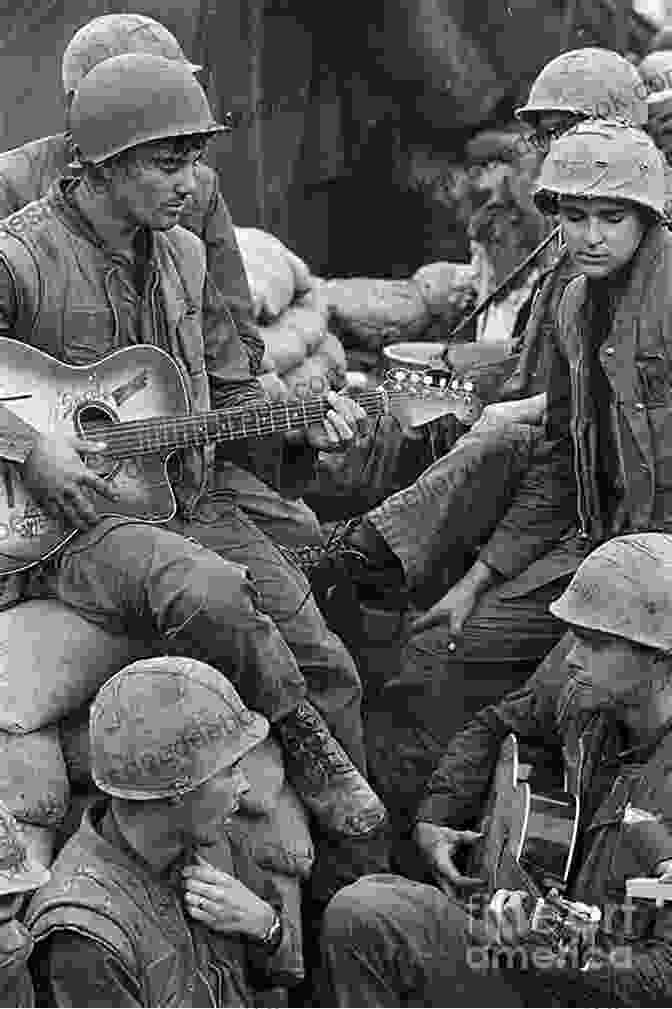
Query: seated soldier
[
  {"left": 362, "top": 118, "right": 672, "bottom": 830},
  {"left": 27, "top": 656, "right": 306, "bottom": 1007},
  {"left": 0, "top": 803, "right": 50, "bottom": 1008},
  {"left": 321, "top": 533, "right": 672, "bottom": 1007},
  {"left": 0, "top": 52, "right": 387, "bottom": 896},
  {"left": 330, "top": 46, "right": 648, "bottom": 608},
  {"left": 0, "top": 12, "right": 327, "bottom": 554}
]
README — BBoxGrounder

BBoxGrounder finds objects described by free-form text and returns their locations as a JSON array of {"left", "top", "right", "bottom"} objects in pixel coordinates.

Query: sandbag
[
  {"left": 323, "top": 277, "right": 431, "bottom": 351},
  {"left": 260, "top": 289, "right": 329, "bottom": 376},
  {"left": 0, "top": 600, "right": 153, "bottom": 733},
  {"left": 0, "top": 727, "right": 69, "bottom": 827},
  {"left": 281, "top": 337, "right": 347, "bottom": 399},
  {"left": 412, "top": 261, "right": 477, "bottom": 321},
  {"left": 234, "top": 227, "right": 313, "bottom": 321},
  {"left": 226, "top": 782, "right": 314, "bottom": 881}
]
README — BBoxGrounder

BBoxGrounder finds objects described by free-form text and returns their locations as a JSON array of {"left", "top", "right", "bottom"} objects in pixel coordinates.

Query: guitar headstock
[{"left": 382, "top": 368, "right": 483, "bottom": 428}]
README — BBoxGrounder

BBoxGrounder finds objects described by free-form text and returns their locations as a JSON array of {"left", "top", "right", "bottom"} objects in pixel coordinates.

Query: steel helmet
[
  {"left": 533, "top": 120, "right": 667, "bottom": 218},
  {"left": 62, "top": 13, "right": 200, "bottom": 96},
  {"left": 516, "top": 48, "right": 648, "bottom": 129},
  {"left": 69, "top": 53, "right": 224, "bottom": 165},
  {"left": 0, "top": 803, "right": 50, "bottom": 895},
  {"left": 550, "top": 534, "right": 672, "bottom": 653},
  {"left": 90, "top": 656, "right": 269, "bottom": 801}
]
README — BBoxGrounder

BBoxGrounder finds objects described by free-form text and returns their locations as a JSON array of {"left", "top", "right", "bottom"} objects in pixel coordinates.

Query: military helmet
[
  {"left": 533, "top": 120, "right": 667, "bottom": 218},
  {"left": 62, "top": 13, "right": 200, "bottom": 96},
  {"left": 516, "top": 48, "right": 648, "bottom": 129},
  {"left": 69, "top": 53, "right": 223, "bottom": 165},
  {"left": 0, "top": 803, "right": 50, "bottom": 895},
  {"left": 90, "top": 656, "right": 269, "bottom": 801},
  {"left": 550, "top": 534, "right": 672, "bottom": 653}
]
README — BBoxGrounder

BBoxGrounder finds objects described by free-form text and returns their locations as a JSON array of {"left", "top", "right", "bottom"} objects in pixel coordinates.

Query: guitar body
[
  {"left": 470, "top": 733, "right": 583, "bottom": 897},
  {"left": 0, "top": 338, "right": 480, "bottom": 574},
  {"left": 0, "top": 341, "right": 186, "bottom": 573}
]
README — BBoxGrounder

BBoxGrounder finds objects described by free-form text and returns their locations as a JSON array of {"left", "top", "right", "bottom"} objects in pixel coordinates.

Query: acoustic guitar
[
  {"left": 468, "top": 733, "right": 585, "bottom": 899},
  {"left": 0, "top": 338, "right": 481, "bottom": 575}
]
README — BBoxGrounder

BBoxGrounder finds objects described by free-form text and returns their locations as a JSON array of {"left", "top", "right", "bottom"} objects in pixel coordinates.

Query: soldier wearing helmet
[
  {"left": 320, "top": 532, "right": 672, "bottom": 1006},
  {"left": 0, "top": 802, "right": 51, "bottom": 1007},
  {"left": 25, "top": 657, "right": 303, "bottom": 1006},
  {"left": 0, "top": 51, "right": 388, "bottom": 896},
  {"left": 0, "top": 13, "right": 269, "bottom": 388},
  {"left": 515, "top": 47, "right": 649, "bottom": 148},
  {"left": 336, "top": 50, "right": 665, "bottom": 826},
  {"left": 352, "top": 112, "right": 672, "bottom": 844}
]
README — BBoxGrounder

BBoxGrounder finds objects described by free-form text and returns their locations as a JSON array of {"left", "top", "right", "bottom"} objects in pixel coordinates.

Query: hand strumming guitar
[
  {"left": 414, "top": 822, "right": 485, "bottom": 896},
  {"left": 21, "top": 432, "right": 120, "bottom": 530}
]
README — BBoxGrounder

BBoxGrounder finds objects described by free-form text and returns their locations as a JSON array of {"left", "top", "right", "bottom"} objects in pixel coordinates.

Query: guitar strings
[
  {"left": 79, "top": 386, "right": 461, "bottom": 456},
  {"left": 80, "top": 391, "right": 389, "bottom": 453}
]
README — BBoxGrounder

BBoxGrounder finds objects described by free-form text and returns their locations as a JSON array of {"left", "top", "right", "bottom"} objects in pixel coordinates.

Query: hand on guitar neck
[
  {"left": 297, "top": 390, "right": 369, "bottom": 453},
  {"left": 21, "top": 431, "right": 120, "bottom": 531}
]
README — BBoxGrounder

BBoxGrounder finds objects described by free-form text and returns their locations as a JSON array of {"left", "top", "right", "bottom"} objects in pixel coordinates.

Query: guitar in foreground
[
  {"left": 0, "top": 339, "right": 481, "bottom": 574},
  {"left": 467, "top": 733, "right": 602, "bottom": 955},
  {"left": 468, "top": 732, "right": 584, "bottom": 899}
]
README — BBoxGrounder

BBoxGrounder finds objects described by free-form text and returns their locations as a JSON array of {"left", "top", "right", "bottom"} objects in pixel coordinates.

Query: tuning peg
[
  {"left": 393, "top": 370, "right": 408, "bottom": 383},
  {"left": 450, "top": 378, "right": 461, "bottom": 392},
  {"left": 463, "top": 380, "right": 475, "bottom": 393},
  {"left": 438, "top": 377, "right": 448, "bottom": 389},
  {"left": 422, "top": 374, "right": 434, "bottom": 386},
  {"left": 410, "top": 372, "right": 422, "bottom": 384}
]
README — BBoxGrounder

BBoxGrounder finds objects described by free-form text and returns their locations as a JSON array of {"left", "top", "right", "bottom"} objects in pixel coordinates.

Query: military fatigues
[{"left": 323, "top": 661, "right": 672, "bottom": 1006}]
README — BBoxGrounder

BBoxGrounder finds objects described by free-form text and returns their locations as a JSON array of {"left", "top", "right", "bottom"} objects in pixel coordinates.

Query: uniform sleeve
[
  {"left": 199, "top": 178, "right": 266, "bottom": 379},
  {"left": 36, "top": 933, "right": 142, "bottom": 1008},
  {"left": 415, "top": 671, "right": 563, "bottom": 828},
  {"left": 477, "top": 305, "right": 577, "bottom": 581}
]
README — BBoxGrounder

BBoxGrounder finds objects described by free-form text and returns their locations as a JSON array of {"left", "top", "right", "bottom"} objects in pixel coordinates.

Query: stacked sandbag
[
  {"left": 259, "top": 287, "right": 347, "bottom": 400},
  {"left": 234, "top": 226, "right": 313, "bottom": 321},
  {"left": 412, "top": 261, "right": 478, "bottom": 331},
  {"left": 0, "top": 599, "right": 154, "bottom": 849},
  {"left": 234, "top": 227, "right": 348, "bottom": 400},
  {"left": 322, "top": 277, "right": 432, "bottom": 353}
]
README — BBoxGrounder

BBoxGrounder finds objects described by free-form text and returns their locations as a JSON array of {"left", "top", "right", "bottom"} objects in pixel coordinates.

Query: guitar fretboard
[{"left": 85, "top": 387, "right": 389, "bottom": 457}]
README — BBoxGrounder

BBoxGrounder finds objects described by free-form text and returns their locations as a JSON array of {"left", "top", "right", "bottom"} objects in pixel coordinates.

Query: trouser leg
[
  {"left": 215, "top": 460, "right": 323, "bottom": 549},
  {"left": 320, "top": 875, "right": 525, "bottom": 1007},
  {"left": 53, "top": 517, "right": 389, "bottom": 883},
  {"left": 366, "top": 578, "right": 569, "bottom": 831},
  {"left": 368, "top": 421, "right": 538, "bottom": 594},
  {"left": 52, "top": 519, "right": 305, "bottom": 722},
  {"left": 173, "top": 495, "right": 365, "bottom": 770}
]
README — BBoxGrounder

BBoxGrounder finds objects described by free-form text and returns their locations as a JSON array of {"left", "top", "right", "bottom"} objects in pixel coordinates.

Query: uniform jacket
[
  {"left": 0, "top": 132, "right": 264, "bottom": 378},
  {"left": 25, "top": 801, "right": 299, "bottom": 1007},
  {"left": 416, "top": 662, "right": 672, "bottom": 1005},
  {"left": 479, "top": 222, "right": 672, "bottom": 596},
  {"left": 0, "top": 180, "right": 216, "bottom": 518},
  {"left": 500, "top": 247, "right": 580, "bottom": 399}
]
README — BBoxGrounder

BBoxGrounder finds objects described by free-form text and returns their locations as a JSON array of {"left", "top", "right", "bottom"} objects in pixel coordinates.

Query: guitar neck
[{"left": 93, "top": 387, "right": 389, "bottom": 458}]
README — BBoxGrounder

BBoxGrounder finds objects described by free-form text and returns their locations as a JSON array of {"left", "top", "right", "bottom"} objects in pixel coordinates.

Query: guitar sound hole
[{"left": 74, "top": 402, "right": 122, "bottom": 479}]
